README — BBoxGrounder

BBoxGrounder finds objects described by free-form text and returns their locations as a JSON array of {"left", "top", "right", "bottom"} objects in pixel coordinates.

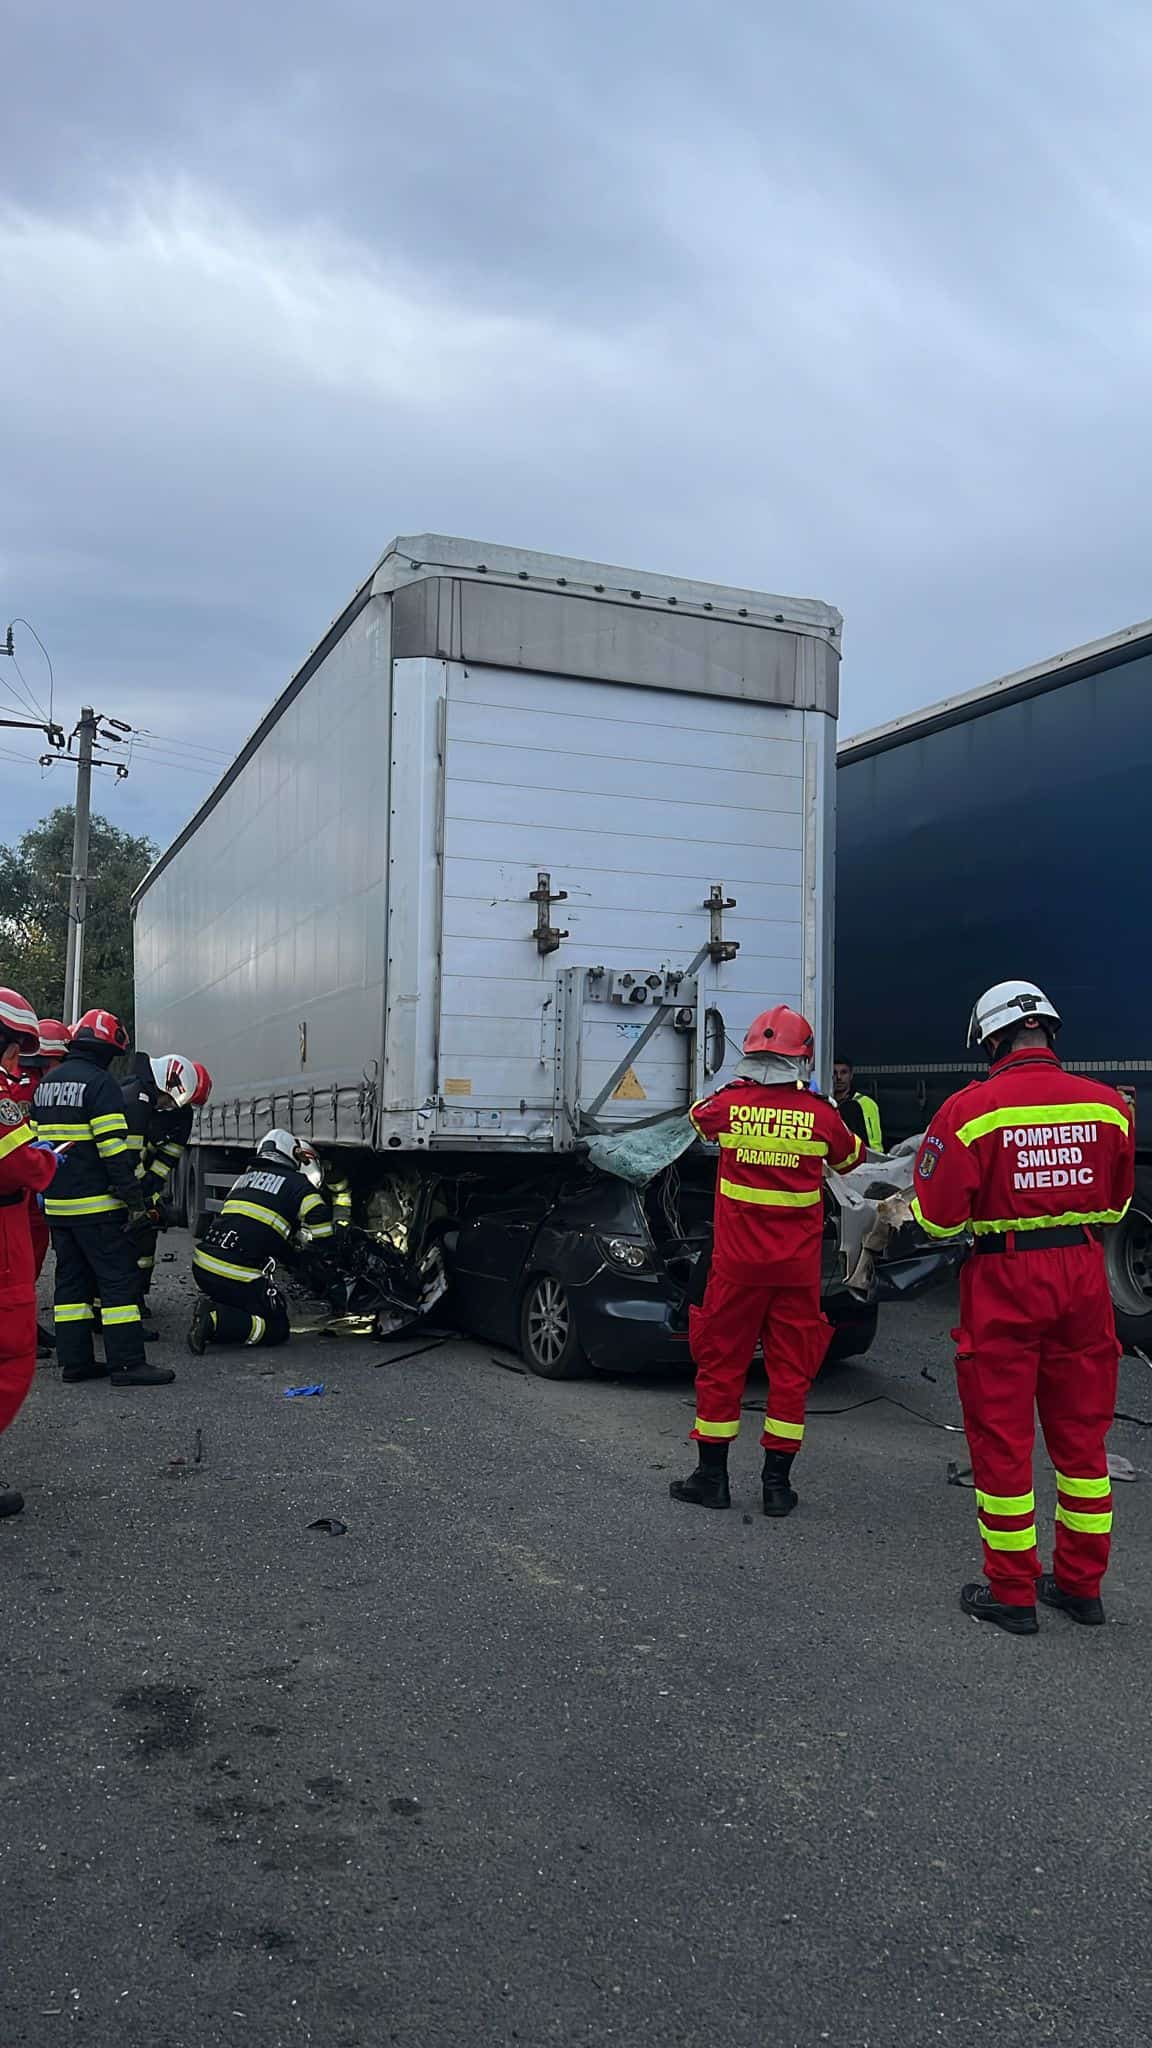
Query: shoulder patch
[{"left": 0, "top": 1097, "right": 24, "bottom": 1126}]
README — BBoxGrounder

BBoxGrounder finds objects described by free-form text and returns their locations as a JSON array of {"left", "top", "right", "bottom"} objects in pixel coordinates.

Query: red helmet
[
  {"left": 742, "top": 1004, "right": 815, "bottom": 1060},
  {"left": 71, "top": 1008, "right": 130, "bottom": 1053},
  {"left": 36, "top": 1019, "right": 71, "bottom": 1061},
  {"left": 190, "top": 1061, "right": 213, "bottom": 1108},
  {"left": 0, "top": 987, "right": 41, "bottom": 1055}
]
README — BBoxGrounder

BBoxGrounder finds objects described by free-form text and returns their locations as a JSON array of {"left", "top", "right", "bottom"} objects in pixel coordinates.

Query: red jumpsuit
[
  {"left": 13, "top": 1068, "right": 51, "bottom": 1278},
  {"left": 913, "top": 1048, "right": 1134, "bottom": 1607},
  {"left": 0, "top": 1073, "right": 57, "bottom": 1438},
  {"left": 688, "top": 1080, "right": 862, "bottom": 1452}
]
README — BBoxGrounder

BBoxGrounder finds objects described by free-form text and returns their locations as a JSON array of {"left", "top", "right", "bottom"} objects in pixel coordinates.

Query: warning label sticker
[{"left": 612, "top": 1068, "right": 647, "bottom": 1102}]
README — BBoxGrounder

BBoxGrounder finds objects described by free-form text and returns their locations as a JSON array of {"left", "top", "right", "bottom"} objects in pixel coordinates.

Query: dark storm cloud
[{"left": 3, "top": 0, "right": 1152, "bottom": 845}]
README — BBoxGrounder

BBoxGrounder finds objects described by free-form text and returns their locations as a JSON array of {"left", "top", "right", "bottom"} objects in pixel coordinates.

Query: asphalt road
[{"left": 4, "top": 1238, "right": 1152, "bottom": 2048}]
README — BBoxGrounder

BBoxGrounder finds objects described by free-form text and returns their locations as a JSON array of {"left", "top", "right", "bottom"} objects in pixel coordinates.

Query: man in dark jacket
[
  {"left": 122, "top": 1052, "right": 200, "bottom": 1320},
  {"left": 34, "top": 1010, "right": 174, "bottom": 1388}
]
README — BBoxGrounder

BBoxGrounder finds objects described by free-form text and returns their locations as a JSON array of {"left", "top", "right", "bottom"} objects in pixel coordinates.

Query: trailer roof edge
[{"left": 838, "top": 616, "right": 1152, "bottom": 762}]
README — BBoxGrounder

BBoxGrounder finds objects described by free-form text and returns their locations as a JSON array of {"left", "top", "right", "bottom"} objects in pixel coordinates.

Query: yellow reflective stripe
[
  {"left": 1055, "top": 1504, "right": 1113, "bottom": 1535},
  {"left": 910, "top": 1196, "right": 968, "bottom": 1240},
  {"left": 36, "top": 1122, "right": 94, "bottom": 1142},
  {"left": 159, "top": 1140, "right": 185, "bottom": 1158},
  {"left": 764, "top": 1416, "right": 805, "bottom": 1442},
  {"left": 694, "top": 1417, "right": 740, "bottom": 1439},
  {"left": 307, "top": 1221, "right": 334, "bottom": 1239},
  {"left": 55, "top": 1302, "right": 95, "bottom": 1323},
  {"left": 718, "top": 1180, "right": 821, "bottom": 1208},
  {"left": 222, "top": 1199, "right": 291, "bottom": 1237},
  {"left": 1055, "top": 1472, "right": 1111, "bottom": 1499},
  {"left": 44, "top": 1194, "right": 125, "bottom": 1216},
  {"left": 193, "top": 1247, "right": 264, "bottom": 1283},
  {"left": 96, "top": 1138, "right": 129, "bottom": 1159},
  {"left": 970, "top": 1209, "right": 1128, "bottom": 1234},
  {"left": 858, "top": 1096, "right": 883, "bottom": 1150},
  {"left": 102, "top": 1304, "right": 141, "bottom": 1326},
  {"left": 247, "top": 1315, "right": 267, "bottom": 1345},
  {"left": 0, "top": 1122, "right": 33, "bottom": 1162},
  {"left": 830, "top": 1137, "right": 864, "bottom": 1172},
  {"left": 976, "top": 1489, "right": 1035, "bottom": 1516},
  {"left": 978, "top": 1520, "right": 1038, "bottom": 1551},
  {"left": 148, "top": 1160, "right": 174, "bottom": 1180},
  {"left": 956, "top": 1101, "right": 1132, "bottom": 1147},
  {"left": 90, "top": 1113, "right": 127, "bottom": 1135},
  {"left": 300, "top": 1193, "right": 327, "bottom": 1217},
  {"left": 124, "top": 1133, "right": 146, "bottom": 1151},
  {"left": 717, "top": 1132, "right": 829, "bottom": 1157},
  {"left": 137, "top": 1254, "right": 155, "bottom": 1271}
]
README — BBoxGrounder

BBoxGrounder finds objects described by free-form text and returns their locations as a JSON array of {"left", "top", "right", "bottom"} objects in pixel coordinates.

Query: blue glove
[{"left": 29, "top": 1140, "right": 57, "bottom": 1153}]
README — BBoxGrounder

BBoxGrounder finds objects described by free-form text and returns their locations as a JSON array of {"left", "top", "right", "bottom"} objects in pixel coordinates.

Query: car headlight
[{"left": 598, "top": 1236, "right": 653, "bottom": 1272}]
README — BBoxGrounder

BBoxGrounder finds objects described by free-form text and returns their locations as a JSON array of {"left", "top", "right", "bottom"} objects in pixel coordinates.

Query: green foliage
[{"left": 0, "top": 807, "right": 156, "bottom": 1035}]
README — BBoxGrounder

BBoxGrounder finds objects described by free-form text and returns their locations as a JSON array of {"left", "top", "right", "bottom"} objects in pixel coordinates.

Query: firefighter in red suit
[
  {"left": 670, "top": 1005, "right": 863, "bottom": 1516},
  {"left": 913, "top": 980, "right": 1135, "bottom": 1635},
  {"left": 14, "top": 1018, "right": 70, "bottom": 1355},
  {"left": 0, "top": 988, "right": 58, "bottom": 1518}
]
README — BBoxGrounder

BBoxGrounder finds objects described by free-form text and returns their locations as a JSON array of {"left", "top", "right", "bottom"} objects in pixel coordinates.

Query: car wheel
[
  {"left": 1103, "top": 1168, "right": 1152, "bottom": 1351},
  {"left": 519, "top": 1273, "right": 586, "bottom": 1380}
]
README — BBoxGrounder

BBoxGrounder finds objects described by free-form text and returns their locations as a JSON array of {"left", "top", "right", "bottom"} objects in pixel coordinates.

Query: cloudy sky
[{"left": 2, "top": 0, "right": 1150, "bottom": 852}]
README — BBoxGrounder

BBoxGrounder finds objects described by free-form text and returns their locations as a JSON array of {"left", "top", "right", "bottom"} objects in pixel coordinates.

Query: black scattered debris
[
  {"left": 307, "top": 1518, "right": 348, "bottom": 1536},
  {"left": 194, "top": 1427, "right": 204, "bottom": 1466},
  {"left": 389, "top": 1796, "right": 422, "bottom": 1817},
  {"left": 372, "top": 1337, "right": 453, "bottom": 1369},
  {"left": 490, "top": 1353, "right": 528, "bottom": 1376},
  {"left": 947, "top": 1461, "right": 975, "bottom": 1488}
]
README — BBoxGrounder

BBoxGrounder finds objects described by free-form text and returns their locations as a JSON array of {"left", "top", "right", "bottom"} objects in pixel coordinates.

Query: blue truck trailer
[{"left": 835, "top": 617, "right": 1152, "bottom": 1349}]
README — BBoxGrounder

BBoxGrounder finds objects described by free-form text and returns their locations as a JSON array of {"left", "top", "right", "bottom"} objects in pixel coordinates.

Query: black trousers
[
  {"left": 52, "top": 1219, "right": 147, "bottom": 1373},
  {"left": 192, "top": 1267, "right": 290, "bottom": 1348},
  {"left": 126, "top": 1219, "right": 159, "bottom": 1303}
]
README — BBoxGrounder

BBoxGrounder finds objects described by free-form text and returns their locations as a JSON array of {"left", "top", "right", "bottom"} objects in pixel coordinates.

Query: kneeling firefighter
[
  {"left": 188, "top": 1129, "right": 334, "bottom": 1351},
  {"left": 671, "top": 1006, "right": 863, "bottom": 1517}
]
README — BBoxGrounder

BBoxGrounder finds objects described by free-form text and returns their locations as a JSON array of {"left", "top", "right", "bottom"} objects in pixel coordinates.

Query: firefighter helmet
[
  {"left": 190, "top": 1060, "right": 213, "bottom": 1108},
  {"left": 36, "top": 1019, "right": 71, "bottom": 1061},
  {"left": 967, "top": 981, "right": 1061, "bottom": 1049},
  {"left": 72, "top": 1008, "right": 130, "bottom": 1053},
  {"left": 742, "top": 1005, "right": 815, "bottom": 1060},
  {"left": 148, "top": 1053, "right": 198, "bottom": 1110},
  {"left": 257, "top": 1127, "right": 323, "bottom": 1189},
  {"left": 0, "top": 987, "right": 41, "bottom": 1055}
]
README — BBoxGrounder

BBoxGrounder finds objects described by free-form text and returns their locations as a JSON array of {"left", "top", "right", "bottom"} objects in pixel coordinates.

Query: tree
[{"left": 0, "top": 807, "right": 157, "bottom": 1036}]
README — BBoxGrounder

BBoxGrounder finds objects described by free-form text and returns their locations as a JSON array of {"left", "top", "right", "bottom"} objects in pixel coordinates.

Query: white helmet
[
  {"left": 149, "top": 1052, "right": 198, "bottom": 1109},
  {"left": 256, "top": 1127, "right": 323, "bottom": 1189},
  {"left": 967, "top": 981, "right": 1061, "bottom": 1049}
]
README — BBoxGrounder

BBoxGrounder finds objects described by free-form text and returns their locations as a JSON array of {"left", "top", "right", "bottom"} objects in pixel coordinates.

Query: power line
[
  {"left": 130, "top": 729, "right": 233, "bottom": 762},
  {"left": 7, "top": 619, "right": 55, "bottom": 723},
  {"left": 11, "top": 654, "right": 47, "bottom": 723}
]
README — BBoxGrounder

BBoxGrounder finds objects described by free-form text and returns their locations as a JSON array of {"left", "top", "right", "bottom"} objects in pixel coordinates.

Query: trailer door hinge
[
  {"left": 705, "top": 883, "right": 739, "bottom": 963},
  {"left": 530, "top": 871, "right": 569, "bottom": 955}
]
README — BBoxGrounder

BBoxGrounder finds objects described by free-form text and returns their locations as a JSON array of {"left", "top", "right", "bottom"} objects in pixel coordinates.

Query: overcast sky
[{"left": 2, "top": 0, "right": 1150, "bottom": 851}]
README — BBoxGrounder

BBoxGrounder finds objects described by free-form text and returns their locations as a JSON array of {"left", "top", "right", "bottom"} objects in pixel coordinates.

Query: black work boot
[
  {"left": 762, "top": 1449, "right": 799, "bottom": 1518},
  {"left": 960, "top": 1582, "right": 1039, "bottom": 1636},
  {"left": 61, "top": 1360, "right": 110, "bottom": 1384},
  {"left": 669, "top": 1439, "right": 731, "bottom": 1510},
  {"left": 110, "top": 1362, "right": 176, "bottom": 1388},
  {"left": 1037, "top": 1573, "right": 1106, "bottom": 1627},
  {"left": 0, "top": 1488, "right": 24, "bottom": 1518}
]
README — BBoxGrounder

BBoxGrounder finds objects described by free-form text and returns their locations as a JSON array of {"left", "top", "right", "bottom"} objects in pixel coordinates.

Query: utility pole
[{"left": 63, "top": 707, "right": 96, "bottom": 1025}]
